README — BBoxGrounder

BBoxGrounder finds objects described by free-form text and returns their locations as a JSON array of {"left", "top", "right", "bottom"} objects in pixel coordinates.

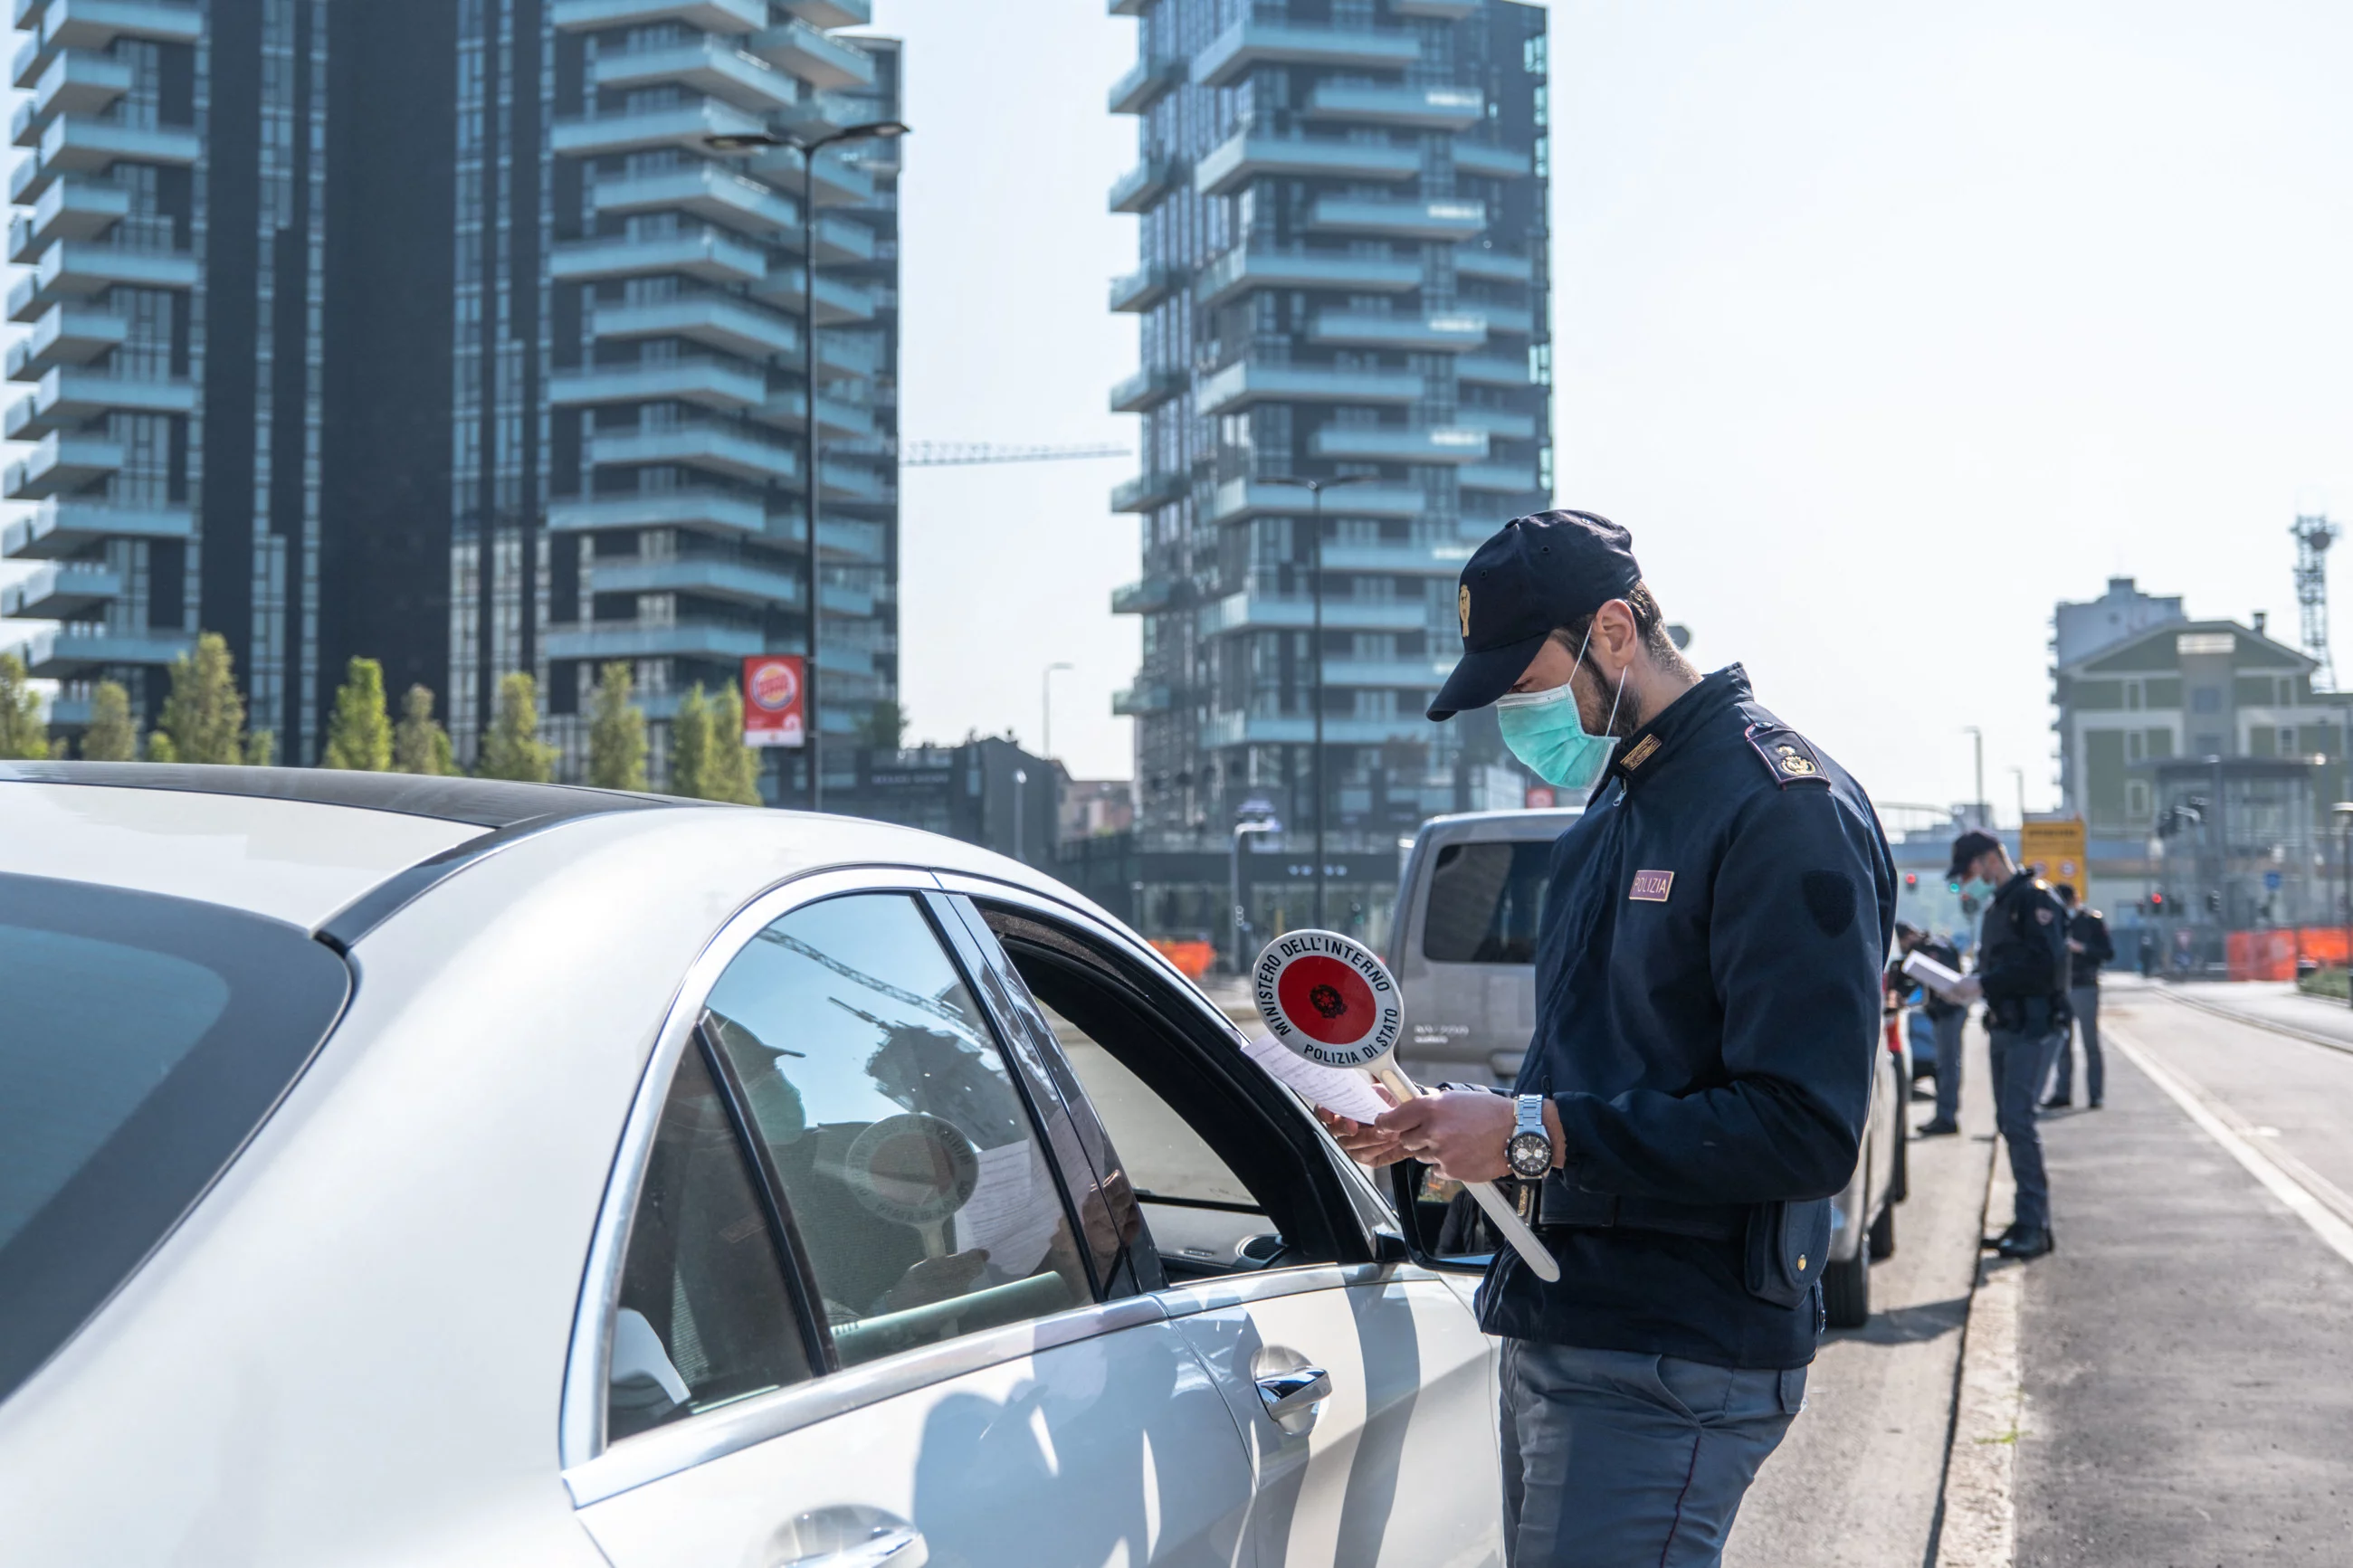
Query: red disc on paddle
[{"left": 1276, "top": 955, "right": 1379, "bottom": 1045}]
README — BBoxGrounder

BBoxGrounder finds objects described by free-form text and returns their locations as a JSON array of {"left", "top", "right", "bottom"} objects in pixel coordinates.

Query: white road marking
[
  {"left": 1932, "top": 1136, "right": 2022, "bottom": 1568},
  {"left": 2108, "top": 1025, "right": 2353, "bottom": 1273}
]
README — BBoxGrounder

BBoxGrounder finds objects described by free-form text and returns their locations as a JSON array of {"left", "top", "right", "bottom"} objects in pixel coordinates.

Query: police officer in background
[
  {"left": 1891, "top": 922, "right": 1967, "bottom": 1136},
  {"left": 1946, "top": 829, "right": 2069, "bottom": 1259},
  {"left": 2043, "top": 883, "right": 2113, "bottom": 1109},
  {"left": 1319, "top": 511, "right": 1894, "bottom": 1568}
]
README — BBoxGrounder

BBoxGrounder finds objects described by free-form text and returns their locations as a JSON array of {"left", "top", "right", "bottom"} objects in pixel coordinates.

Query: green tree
[
  {"left": 80, "top": 679, "right": 137, "bottom": 761},
  {"left": 392, "top": 684, "right": 459, "bottom": 776},
  {"left": 0, "top": 652, "right": 51, "bottom": 759},
  {"left": 669, "top": 683, "right": 715, "bottom": 800},
  {"left": 477, "top": 670, "right": 556, "bottom": 783},
  {"left": 245, "top": 729, "right": 277, "bottom": 767},
  {"left": 861, "top": 698, "right": 909, "bottom": 750},
  {"left": 146, "top": 731, "right": 177, "bottom": 763},
  {"left": 586, "top": 660, "right": 647, "bottom": 791},
  {"left": 322, "top": 657, "right": 394, "bottom": 771},
  {"left": 155, "top": 632, "right": 249, "bottom": 765},
  {"left": 705, "top": 683, "right": 763, "bottom": 804}
]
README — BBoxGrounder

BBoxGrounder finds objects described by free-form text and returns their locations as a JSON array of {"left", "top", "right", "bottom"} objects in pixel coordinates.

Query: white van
[{"left": 1388, "top": 806, "right": 1585, "bottom": 1088}]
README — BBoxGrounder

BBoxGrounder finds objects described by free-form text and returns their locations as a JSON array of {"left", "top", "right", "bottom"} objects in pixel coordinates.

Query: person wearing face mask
[
  {"left": 1942, "top": 828, "right": 2069, "bottom": 1259},
  {"left": 1318, "top": 509, "right": 1893, "bottom": 1568}
]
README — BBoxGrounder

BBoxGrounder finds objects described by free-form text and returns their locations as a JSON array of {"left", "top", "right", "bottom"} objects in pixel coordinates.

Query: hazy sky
[
  {"left": 11, "top": 4, "right": 2353, "bottom": 816},
  {"left": 881, "top": 0, "right": 2353, "bottom": 812}
]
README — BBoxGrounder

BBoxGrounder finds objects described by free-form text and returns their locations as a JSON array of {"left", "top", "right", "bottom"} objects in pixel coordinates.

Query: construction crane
[
  {"left": 2291, "top": 513, "right": 2339, "bottom": 689},
  {"left": 823, "top": 440, "right": 1131, "bottom": 467}
]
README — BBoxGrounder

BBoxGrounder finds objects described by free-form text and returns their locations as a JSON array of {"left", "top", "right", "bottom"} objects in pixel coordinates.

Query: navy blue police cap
[{"left": 1428, "top": 509, "right": 1642, "bottom": 721}]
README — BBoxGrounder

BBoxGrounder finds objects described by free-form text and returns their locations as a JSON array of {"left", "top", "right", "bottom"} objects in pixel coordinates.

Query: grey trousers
[
  {"left": 1989, "top": 1026, "right": 2064, "bottom": 1231},
  {"left": 1929, "top": 1008, "right": 1965, "bottom": 1125},
  {"left": 1500, "top": 1338, "right": 1805, "bottom": 1567},
  {"left": 2048, "top": 985, "right": 2103, "bottom": 1104}
]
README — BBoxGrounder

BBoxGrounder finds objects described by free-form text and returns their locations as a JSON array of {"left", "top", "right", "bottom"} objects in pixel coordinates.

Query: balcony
[
  {"left": 550, "top": 0, "right": 764, "bottom": 33},
  {"left": 592, "top": 422, "right": 800, "bottom": 485},
  {"left": 590, "top": 553, "right": 805, "bottom": 608},
  {"left": 5, "top": 366, "right": 195, "bottom": 439},
  {"left": 1461, "top": 461, "right": 1540, "bottom": 493},
  {"left": 7, "top": 302, "right": 126, "bottom": 378},
  {"left": 10, "top": 177, "right": 131, "bottom": 261},
  {"left": 14, "top": 116, "right": 200, "bottom": 203},
  {"left": 1210, "top": 479, "right": 1424, "bottom": 523},
  {"left": 817, "top": 328, "right": 881, "bottom": 378},
  {"left": 592, "top": 35, "right": 796, "bottom": 113},
  {"left": 592, "top": 164, "right": 798, "bottom": 238},
  {"left": 549, "top": 229, "right": 767, "bottom": 286},
  {"left": 548, "top": 489, "right": 768, "bottom": 539},
  {"left": 1110, "top": 575, "right": 1186, "bottom": 614},
  {"left": 1112, "top": 685, "right": 1173, "bottom": 716},
  {"left": 1318, "top": 656, "right": 1451, "bottom": 689},
  {"left": 1196, "top": 592, "right": 1430, "bottom": 637},
  {"left": 12, "top": 625, "right": 194, "bottom": 677},
  {"left": 1453, "top": 141, "right": 1533, "bottom": 181},
  {"left": 1108, "top": 157, "right": 1179, "bottom": 214},
  {"left": 747, "top": 20, "right": 875, "bottom": 90},
  {"left": 1193, "top": 133, "right": 1422, "bottom": 197},
  {"left": 780, "top": 0, "right": 871, "bottom": 24},
  {"left": 1198, "top": 712, "right": 1433, "bottom": 749},
  {"left": 749, "top": 386, "right": 875, "bottom": 441},
  {"left": 549, "top": 358, "right": 768, "bottom": 413},
  {"left": 820, "top": 461, "right": 888, "bottom": 504},
  {"left": 4, "top": 431, "right": 120, "bottom": 498},
  {"left": 1109, "top": 56, "right": 1186, "bottom": 116},
  {"left": 0, "top": 559, "right": 119, "bottom": 618},
  {"left": 1308, "top": 195, "right": 1486, "bottom": 240},
  {"left": 1191, "top": 22, "right": 1419, "bottom": 88},
  {"left": 1196, "top": 361, "right": 1423, "bottom": 415},
  {"left": 13, "top": 49, "right": 131, "bottom": 145},
  {"left": 0, "top": 497, "right": 193, "bottom": 556},
  {"left": 1109, "top": 366, "right": 1186, "bottom": 414},
  {"left": 749, "top": 267, "right": 876, "bottom": 327},
  {"left": 1323, "top": 538, "right": 1473, "bottom": 575},
  {"left": 1453, "top": 405, "right": 1537, "bottom": 441},
  {"left": 1310, "top": 309, "right": 1486, "bottom": 353},
  {"left": 780, "top": 212, "right": 877, "bottom": 264},
  {"left": 1193, "top": 246, "right": 1421, "bottom": 309},
  {"left": 551, "top": 99, "right": 765, "bottom": 159},
  {"left": 1309, "top": 424, "right": 1488, "bottom": 465},
  {"left": 1111, "top": 470, "right": 1187, "bottom": 514},
  {"left": 546, "top": 620, "right": 767, "bottom": 663},
  {"left": 1393, "top": 0, "right": 1481, "bottom": 15},
  {"left": 14, "top": 1, "right": 200, "bottom": 87},
  {"left": 1301, "top": 82, "right": 1481, "bottom": 129},
  {"left": 1109, "top": 262, "right": 1183, "bottom": 313},
  {"left": 1457, "top": 354, "right": 1533, "bottom": 387},
  {"left": 1468, "top": 301, "right": 1535, "bottom": 336},
  {"left": 742, "top": 143, "right": 877, "bottom": 209},
  {"left": 10, "top": 241, "right": 195, "bottom": 320},
  {"left": 592, "top": 293, "right": 799, "bottom": 360},
  {"left": 1455, "top": 246, "right": 1534, "bottom": 283}
]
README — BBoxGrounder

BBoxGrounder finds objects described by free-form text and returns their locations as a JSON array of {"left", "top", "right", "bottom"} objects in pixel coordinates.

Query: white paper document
[
  {"left": 1242, "top": 1032, "right": 1394, "bottom": 1124},
  {"left": 954, "top": 1141, "right": 1061, "bottom": 1277},
  {"left": 1900, "top": 947, "right": 1973, "bottom": 1000}
]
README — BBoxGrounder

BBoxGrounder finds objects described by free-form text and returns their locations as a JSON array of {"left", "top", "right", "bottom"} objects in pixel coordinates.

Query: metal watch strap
[{"left": 1516, "top": 1094, "right": 1545, "bottom": 1140}]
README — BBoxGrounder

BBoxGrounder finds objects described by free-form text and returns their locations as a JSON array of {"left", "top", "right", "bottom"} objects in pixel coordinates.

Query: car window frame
[{"left": 559, "top": 868, "right": 1141, "bottom": 1506}]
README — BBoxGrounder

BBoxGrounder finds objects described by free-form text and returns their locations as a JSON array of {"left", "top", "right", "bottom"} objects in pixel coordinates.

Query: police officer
[
  {"left": 2043, "top": 882, "right": 2113, "bottom": 1109},
  {"left": 1320, "top": 511, "right": 1893, "bottom": 1568},
  {"left": 1946, "top": 828, "right": 2068, "bottom": 1259},
  {"left": 1891, "top": 922, "right": 1967, "bottom": 1136}
]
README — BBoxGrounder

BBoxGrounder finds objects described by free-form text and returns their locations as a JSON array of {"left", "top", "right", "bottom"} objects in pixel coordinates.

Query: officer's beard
[{"left": 1570, "top": 659, "right": 1643, "bottom": 739}]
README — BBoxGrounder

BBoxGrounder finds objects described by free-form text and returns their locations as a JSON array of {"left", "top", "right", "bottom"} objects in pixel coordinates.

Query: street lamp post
[
  {"left": 1042, "top": 661, "right": 1074, "bottom": 761},
  {"left": 708, "top": 118, "right": 909, "bottom": 810},
  {"left": 1961, "top": 726, "right": 1986, "bottom": 827},
  {"left": 1262, "top": 473, "right": 1373, "bottom": 928},
  {"left": 2334, "top": 803, "right": 2353, "bottom": 1005},
  {"left": 1230, "top": 817, "right": 1277, "bottom": 972}
]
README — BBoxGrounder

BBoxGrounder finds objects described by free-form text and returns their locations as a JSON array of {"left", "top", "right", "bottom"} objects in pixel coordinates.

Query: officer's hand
[
  {"left": 1378, "top": 1090, "right": 1517, "bottom": 1184},
  {"left": 1316, "top": 1086, "right": 1405, "bottom": 1166}
]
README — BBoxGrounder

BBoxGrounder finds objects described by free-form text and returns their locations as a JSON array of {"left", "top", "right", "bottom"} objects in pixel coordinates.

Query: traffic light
[
  {"left": 1904, "top": 872, "right": 1919, "bottom": 889},
  {"left": 2148, "top": 891, "right": 2167, "bottom": 916},
  {"left": 2205, "top": 890, "right": 2223, "bottom": 915}
]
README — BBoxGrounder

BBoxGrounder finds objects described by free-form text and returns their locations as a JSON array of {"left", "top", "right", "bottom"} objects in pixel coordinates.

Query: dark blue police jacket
[{"left": 1478, "top": 665, "right": 1896, "bottom": 1369}]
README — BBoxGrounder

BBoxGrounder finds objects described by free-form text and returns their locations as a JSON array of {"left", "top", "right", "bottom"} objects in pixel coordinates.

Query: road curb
[{"left": 1930, "top": 1135, "right": 2023, "bottom": 1568}]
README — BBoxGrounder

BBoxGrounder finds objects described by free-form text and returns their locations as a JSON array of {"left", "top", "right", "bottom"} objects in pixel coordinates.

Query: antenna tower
[{"left": 2292, "top": 514, "right": 2339, "bottom": 689}]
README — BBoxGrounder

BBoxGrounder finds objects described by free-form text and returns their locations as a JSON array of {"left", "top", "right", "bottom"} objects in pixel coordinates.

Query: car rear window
[
  {"left": 1422, "top": 841, "right": 1556, "bottom": 964},
  {"left": 0, "top": 874, "right": 350, "bottom": 1405}
]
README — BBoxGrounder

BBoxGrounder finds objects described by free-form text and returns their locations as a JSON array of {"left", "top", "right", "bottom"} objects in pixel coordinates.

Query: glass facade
[{"left": 1110, "top": 0, "right": 1553, "bottom": 860}]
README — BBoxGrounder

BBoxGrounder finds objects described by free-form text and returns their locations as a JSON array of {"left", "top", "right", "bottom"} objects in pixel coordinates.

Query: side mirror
[{"left": 1386, "top": 1159, "right": 1499, "bottom": 1275}]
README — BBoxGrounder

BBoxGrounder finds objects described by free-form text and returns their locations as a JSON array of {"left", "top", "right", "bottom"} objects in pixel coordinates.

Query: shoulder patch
[{"left": 1743, "top": 722, "right": 1831, "bottom": 788}]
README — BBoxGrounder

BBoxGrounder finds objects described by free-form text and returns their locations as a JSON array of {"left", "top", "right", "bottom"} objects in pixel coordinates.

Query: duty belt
[{"left": 1532, "top": 1182, "right": 1745, "bottom": 1242}]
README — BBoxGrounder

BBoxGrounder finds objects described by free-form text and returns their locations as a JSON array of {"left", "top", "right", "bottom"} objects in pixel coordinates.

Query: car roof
[
  {"left": 1414, "top": 805, "right": 1586, "bottom": 841},
  {"left": 0, "top": 761, "right": 682, "bottom": 828}
]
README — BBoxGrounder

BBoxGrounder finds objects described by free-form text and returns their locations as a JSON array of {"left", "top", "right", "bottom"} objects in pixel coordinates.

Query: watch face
[{"left": 1507, "top": 1132, "right": 1551, "bottom": 1179}]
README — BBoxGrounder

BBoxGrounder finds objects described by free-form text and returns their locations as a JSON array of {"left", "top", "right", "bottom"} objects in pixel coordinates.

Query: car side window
[
  {"left": 608, "top": 1044, "right": 814, "bottom": 1442},
  {"left": 700, "top": 893, "right": 1091, "bottom": 1369}
]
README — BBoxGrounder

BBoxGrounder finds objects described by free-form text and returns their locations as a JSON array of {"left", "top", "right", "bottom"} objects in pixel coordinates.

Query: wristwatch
[{"left": 1507, "top": 1094, "right": 1555, "bottom": 1180}]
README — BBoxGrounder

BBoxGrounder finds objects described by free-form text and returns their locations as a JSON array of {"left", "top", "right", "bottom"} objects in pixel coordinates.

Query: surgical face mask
[
  {"left": 1494, "top": 625, "right": 1627, "bottom": 792},
  {"left": 1961, "top": 876, "right": 2000, "bottom": 905}
]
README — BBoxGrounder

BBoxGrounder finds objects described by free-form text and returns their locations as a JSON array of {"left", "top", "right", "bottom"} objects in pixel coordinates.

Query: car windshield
[
  {"left": 0, "top": 875, "right": 350, "bottom": 1404},
  {"left": 1423, "top": 841, "right": 1557, "bottom": 965}
]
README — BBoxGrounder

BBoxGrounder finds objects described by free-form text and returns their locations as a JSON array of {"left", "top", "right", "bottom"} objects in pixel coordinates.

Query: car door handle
[
  {"left": 771, "top": 1513, "right": 927, "bottom": 1568},
  {"left": 1255, "top": 1366, "right": 1332, "bottom": 1433}
]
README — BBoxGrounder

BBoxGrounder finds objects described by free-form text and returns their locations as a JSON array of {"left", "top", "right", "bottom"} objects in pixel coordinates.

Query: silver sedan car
[{"left": 0, "top": 764, "right": 1501, "bottom": 1568}]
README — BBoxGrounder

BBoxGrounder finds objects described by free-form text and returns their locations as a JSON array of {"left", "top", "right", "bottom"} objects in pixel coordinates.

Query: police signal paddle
[{"left": 1252, "top": 931, "right": 1560, "bottom": 1283}]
